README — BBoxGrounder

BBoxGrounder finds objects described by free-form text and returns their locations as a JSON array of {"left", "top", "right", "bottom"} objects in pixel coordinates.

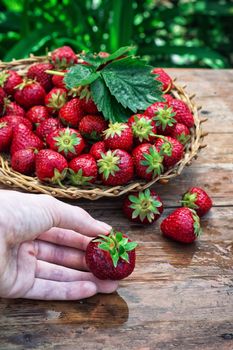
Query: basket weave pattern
[{"left": 0, "top": 56, "right": 207, "bottom": 200}]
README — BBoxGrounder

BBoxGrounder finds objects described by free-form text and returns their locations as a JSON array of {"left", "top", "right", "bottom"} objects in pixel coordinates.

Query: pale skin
[{"left": 0, "top": 190, "right": 118, "bottom": 300}]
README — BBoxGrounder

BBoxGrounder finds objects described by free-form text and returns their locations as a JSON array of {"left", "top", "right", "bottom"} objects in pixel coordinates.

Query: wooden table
[{"left": 0, "top": 69, "right": 233, "bottom": 350}]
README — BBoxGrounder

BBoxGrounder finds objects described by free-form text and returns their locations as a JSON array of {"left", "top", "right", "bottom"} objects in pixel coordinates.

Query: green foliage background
[{"left": 0, "top": 0, "right": 232, "bottom": 68}]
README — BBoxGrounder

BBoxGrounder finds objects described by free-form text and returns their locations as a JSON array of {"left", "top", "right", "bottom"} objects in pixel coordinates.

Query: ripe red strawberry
[
  {"left": 35, "top": 118, "right": 62, "bottom": 141},
  {"left": 123, "top": 189, "right": 164, "bottom": 224},
  {"left": 169, "top": 123, "right": 190, "bottom": 145},
  {"left": 0, "top": 70, "right": 22, "bottom": 96},
  {"left": 98, "top": 149, "right": 134, "bottom": 186},
  {"left": 79, "top": 115, "right": 107, "bottom": 141},
  {"left": 45, "top": 87, "right": 67, "bottom": 114},
  {"left": 144, "top": 102, "right": 167, "bottom": 119},
  {"left": 69, "top": 154, "right": 97, "bottom": 185},
  {"left": 11, "top": 123, "right": 44, "bottom": 155},
  {"left": 128, "top": 114, "right": 157, "bottom": 144},
  {"left": 3, "top": 99, "right": 25, "bottom": 117},
  {"left": 170, "top": 99, "right": 194, "bottom": 128},
  {"left": 0, "top": 88, "right": 6, "bottom": 115},
  {"left": 36, "top": 149, "right": 68, "bottom": 185},
  {"left": 145, "top": 102, "right": 177, "bottom": 135},
  {"left": 1, "top": 115, "right": 32, "bottom": 130},
  {"left": 59, "top": 98, "right": 84, "bottom": 127},
  {"left": 27, "top": 63, "right": 54, "bottom": 91},
  {"left": 132, "top": 143, "right": 164, "bottom": 181},
  {"left": 52, "top": 70, "right": 67, "bottom": 89},
  {"left": 163, "top": 94, "right": 174, "bottom": 104},
  {"left": 14, "top": 80, "right": 46, "bottom": 109},
  {"left": 181, "top": 187, "right": 212, "bottom": 217},
  {"left": 85, "top": 230, "right": 137, "bottom": 280},
  {"left": 161, "top": 207, "right": 202, "bottom": 243},
  {"left": 0, "top": 121, "right": 12, "bottom": 152},
  {"left": 89, "top": 141, "right": 106, "bottom": 160},
  {"left": 103, "top": 122, "right": 133, "bottom": 151},
  {"left": 81, "top": 98, "right": 99, "bottom": 115},
  {"left": 26, "top": 106, "right": 49, "bottom": 127},
  {"left": 155, "top": 136, "right": 183, "bottom": 168},
  {"left": 11, "top": 148, "right": 37, "bottom": 175},
  {"left": 51, "top": 46, "right": 77, "bottom": 68},
  {"left": 152, "top": 68, "right": 173, "bottom": 92},
  {"left": 46, "top": 127, "right": 85, "bottom": 160}
]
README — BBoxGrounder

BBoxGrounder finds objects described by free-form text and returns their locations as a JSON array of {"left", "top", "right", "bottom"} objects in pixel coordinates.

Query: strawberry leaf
[{"left": 64, "top": 65, "right": 99, "bottom": 88}]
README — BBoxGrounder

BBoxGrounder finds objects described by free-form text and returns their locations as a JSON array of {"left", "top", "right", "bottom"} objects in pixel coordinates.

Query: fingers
[
  {"left": 37, "top": 227, "right": 92, "bottom": 251},
  {"left": 35, "top": 240, "right": 87, "bottom": 270},
  {"left": 36, "top": 260, "right": 118, "bottom": 294}
]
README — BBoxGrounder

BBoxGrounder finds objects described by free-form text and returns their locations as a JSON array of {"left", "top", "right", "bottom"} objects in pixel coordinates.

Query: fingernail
[{"left": 97, "top": 220, "right": 112, "bottom": 232}]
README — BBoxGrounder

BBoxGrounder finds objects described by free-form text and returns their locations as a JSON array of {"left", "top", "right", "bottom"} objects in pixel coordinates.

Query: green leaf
[
  {"left": 101, "top": 56, "right": 163, "bottom": 113},
  {"left": 64, "top": 65, "right": 100, "bottom": 89},
  {"left": 125, "top": 242, "right": 138, "bottom": 251},
  {"left": 103, "top": 46, "right": 134, "bottom": 63},
  {"left": 90, "top": 77, "right": 131, "bottom": 122}
]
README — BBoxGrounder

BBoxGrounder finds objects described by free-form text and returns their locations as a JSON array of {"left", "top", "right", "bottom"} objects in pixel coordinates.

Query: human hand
[{"left": 0, "top": 190, "right": 118, "bottom": 300}]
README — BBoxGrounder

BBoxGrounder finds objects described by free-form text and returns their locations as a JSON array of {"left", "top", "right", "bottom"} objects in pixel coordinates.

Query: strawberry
[
  {"left": 35, "top": 118, "right": 62, "bottom": 141},
  {"left": 89, "top": 141, "right": 106, "bottom": 160},
  {"left": 123, "top": 189, "right": 163, "bottom": 224},
  {"left": 59, "top": 98, "right": 84, "bottom": 127},
  {"left": 144, "top": 102, "right": 167, "bottom": 119},
  {"left": 51, "top": 46, "right": 77, "bottom": 68},
  {"left": 128, "top": 114, "right": 157, "bottom": 144},
  {"left": 161, "top": 207, "right": 202, "bottom": 244},
  {"left": 27, "top": 63, "right": 54, "bottom": 91},
  {"left": 0, "top": 88, "right": 6, "bottom": 115},
  {"left": 163, "top": 94, "right": 174, "bottom": 104},
  {"left": 3, "top": 99, "right": 25, "bottom": 117},
  {"left": 169, "top": 123, "right": 190, "bottom": 145},
  {"left": 85, "top": 230, "right": 137, "bottom": 280},
  {"left": 152, "top": 68, "right": 173, "bottom": 92},
  {"left": 181, "top": 187, "right": 212, "bottom": 217},
  {"left": 14, "top": 79, "right": 46, "bottom": 109},
  {"left": 46, "top": 127, "right": 85, "bottom": 160},
  {"left": 0, "top": 121, "right": 12, "bottom": 152},
  {"left": 1, "top": 115, "right": 32, "bottom": 131},
  {"left": 36, "top": 149, "right": 68, "bottom": 185},
  {"left": 146, "top": 102, "right": 177, "bottom": 135},
  {"left": 45, "top": 87, "right": 67, "bottom": 114},
  {"left": 103, "top": 122, "right": 133, "bottom": 151},
  {"left": 132, "top": 143, "right": 164, "bottom": 181},
  {"left": 0, "top": 70, "right": 22, "bottom": 96},
  {"left": 69, "top": 154, "right": 97, "bottom": 185},
  {"left": 156, "top": 136, "right": 183, "bottom": 168},
  {"left": 79, "top": 115, "right": 107, "bottom": 141},
  {"left": 170, "top": 99, "right": 194, "bottom": 128},
  {"left": 11, "top": 148, "right": 37, "bottom": 175},
  {"left": 81, "top": 98, "right": 99, "bottom": 115},
  {"left": 52, "top": 70, "right": 67, "bottom": 89},
  {"left": 26, "top": 106, "right": 49, "bottom": 127},
  {"left": 11, "top": 123, "right": 44, "bottom": 155},
  {"left": 98, "top": 149, "right": 134, "bottom": 186}
]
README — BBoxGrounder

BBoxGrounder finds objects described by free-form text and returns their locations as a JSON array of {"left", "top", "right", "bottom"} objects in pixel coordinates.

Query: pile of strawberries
[{"left": 0, "top": 45, "right": 195, "bottom": 188}]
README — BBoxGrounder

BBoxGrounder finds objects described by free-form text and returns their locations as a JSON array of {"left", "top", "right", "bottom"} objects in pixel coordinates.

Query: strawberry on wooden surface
[
  {"left": 85, "top": 230, "right": 137, "bottom": 280},
  {"left": 182, "top": 187, "right": 213, "bottom": 217}
]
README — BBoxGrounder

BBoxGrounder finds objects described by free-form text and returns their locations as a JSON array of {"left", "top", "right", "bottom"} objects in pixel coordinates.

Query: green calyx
[
  {"left": 129, "top": 188, "right": 162, "bottom": 223},
  {"left": 177, "top": 133, "right": 190, "bottom": 145},
  {"left": 0, "top": 71, "right": 9, "bottom": 87},
  {"left": 93, "top": 230, "right": 138, "bottom": 268},
  {"left": 181, "top": 192, "right": 199, "bottom": 210},
  {"left": 140, "top": 146, "right": 164, "bottom": 178},
  {"left": 48, "top": 168, "right": 67, "bottom": 187},
  {"left": 103, "top": 122, "right": 127, "bottom": 139},
  {"left": 132, "top": 116, "right": 155, "bottom": 142},
  {"left": 189, "top": 209, "right": 202, "bottom": 237},
  {"left": 53, "top": 129, "right": 81, "bottom": 155},
  {"left": 0, "top": 121, "right": 7, "bottom": 128},
  {"left": 159, "top": 141, "right": 173, "bottom": 157},
  {"left": 154, "top": 106, "right": 176, "bottom": 130},
  {"left": 47, "top": 90, "right": 67, "bottom": 110},
  {"left": 15, "top": 78, "right": 35, "bottom": 90},
  {"left": 69, "top": 168, "right": 93, "bottom": 186},
  {"left": 97, "top": 150, "right": 120, "bottom": 180}
]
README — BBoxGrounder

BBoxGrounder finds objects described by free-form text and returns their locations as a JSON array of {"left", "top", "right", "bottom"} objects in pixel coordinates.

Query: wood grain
[{"left": 0, "top": 69, "right": 233, "bottom": 350}]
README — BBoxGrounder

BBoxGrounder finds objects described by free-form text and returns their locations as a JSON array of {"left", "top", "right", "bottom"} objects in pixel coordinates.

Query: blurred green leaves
[{"left": 0, "top": 0, "right": 232, "bottom": 68}]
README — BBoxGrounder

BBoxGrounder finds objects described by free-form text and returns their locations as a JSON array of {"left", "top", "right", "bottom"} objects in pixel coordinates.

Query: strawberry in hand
[
  {"left": 85, "top": 230, "right": 137, "bottom": 280},
  {"left": 181, "top": 187, "right": 212, "bottom": 217}
]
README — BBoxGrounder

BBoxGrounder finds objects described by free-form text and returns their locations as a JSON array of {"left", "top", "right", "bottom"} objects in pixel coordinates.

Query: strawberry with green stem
[
  {"left": 181, "top": 187, "right": 212, "bottom": 217},
  {"left": 103, "top": 122, "right": 133, "bottom": 151},
  {"left": 123, "top": 189, "right": 163, "bottom": 224},
  {"left": 45, "top": 87, "right": 67, "bottom": 114},
  {"left": 14, "top": 79, "right": 46, "bottom": 109},
  {"left": 132, "top": 143, "right": 164, "bottom": 181},
  {"left": 85, "top": 230, "right": 137, "bottom": 280},
  {"left": 98, "top": 149, "right": 134, "bottom": 186},
  {"left": 169, "top": 123, "right": 190, "bottom": 145},
  {"left": 128, "top": 114, "right": 157, "bottom": 144},
  {"left": 0, "top": 70, "right": 22, "bottom": 96},
  {"left": 79, "top": 114, "right": 107, "bottom": 141},
  {"left": 51, "top": 46, "right": 77, "bottom": 68},
  {"left": 46, "top": 127, "right": 85, "bottom": 160},
  {"left": 153, "top": 105, "right": 177, "bottom": 135},
  {"left": 3, "top": 99, "right": 25, "bottom": 117},
  {"left": 156, "top": 136, "right": 184, "bottom": 168},
  {"left": 90, "top": 141, "right": 106, "bottom": 160},
  {"left": 170, "top": 99, "right": 194, "bottom": 128},
  {"left": 69, "top": 154, "right": 97, "bottom": 185},
  {"left": 161, "top": 207, "right": 202, "bottom": 244}
]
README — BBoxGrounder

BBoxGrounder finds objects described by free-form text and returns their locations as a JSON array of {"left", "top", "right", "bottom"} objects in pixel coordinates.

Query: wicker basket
[{"left": 0, "top": 55, "right": 207, "bottom": 200}]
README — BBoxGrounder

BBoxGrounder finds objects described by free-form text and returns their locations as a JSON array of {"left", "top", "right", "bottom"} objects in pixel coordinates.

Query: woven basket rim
[{"left": 0, "top": 56, "right": 207, "bottom": 200}]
